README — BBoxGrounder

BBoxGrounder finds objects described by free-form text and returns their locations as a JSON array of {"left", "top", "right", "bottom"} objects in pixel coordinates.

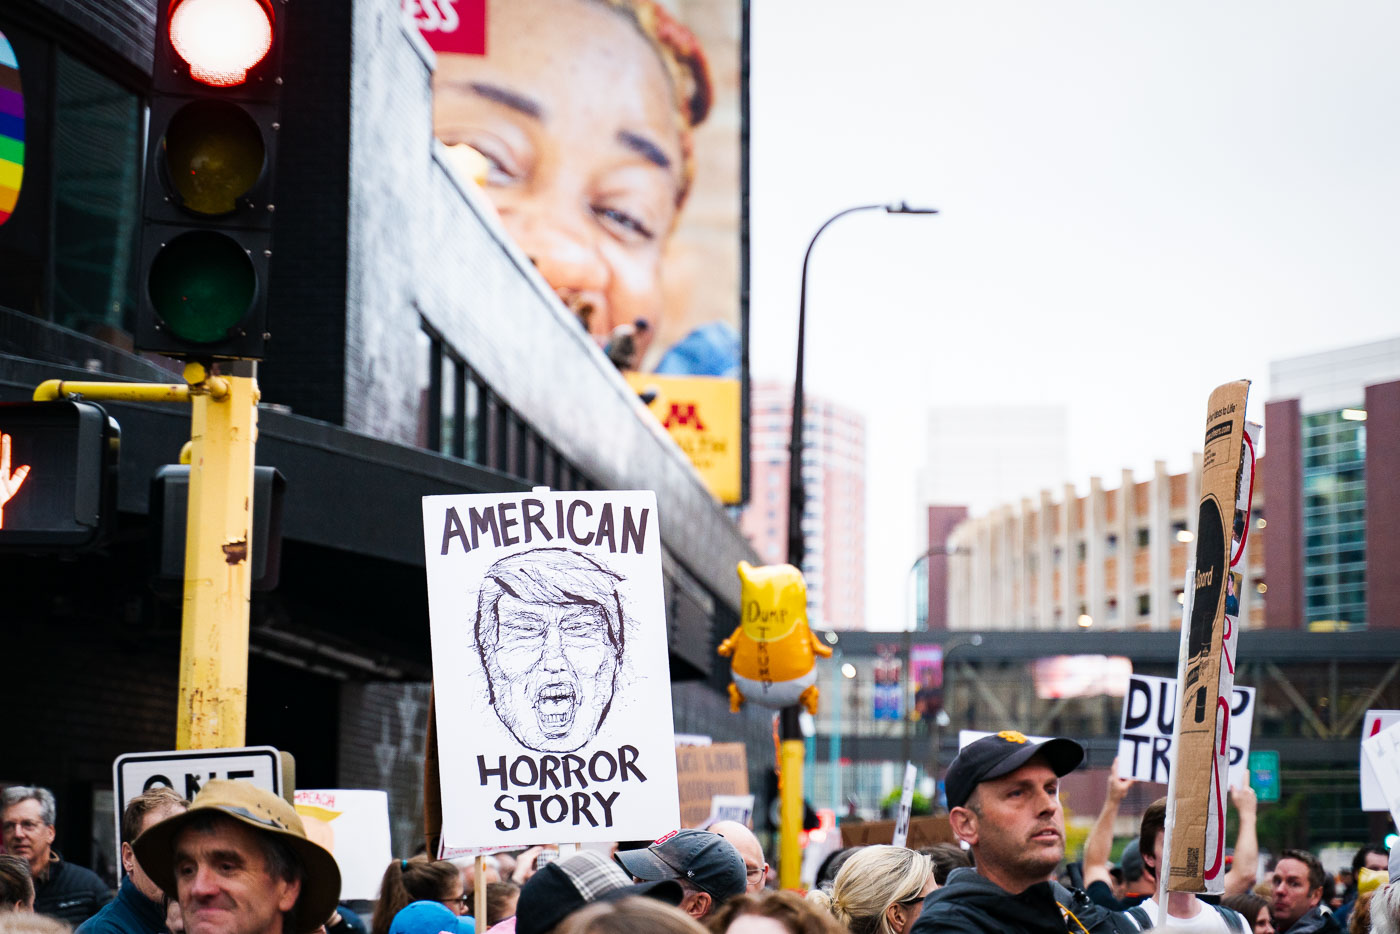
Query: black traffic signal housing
[
  {"left": 136, "top": 0, "right": 285, "bottom": 360},
  {"left": 0, "top": 401, "right": 120, "bottom": 552},
  {"left": 150, "top": 464, "right": 286, "bottom": 591}
]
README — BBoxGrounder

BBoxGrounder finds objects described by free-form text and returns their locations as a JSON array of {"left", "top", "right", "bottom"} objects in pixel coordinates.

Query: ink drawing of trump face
[{"left": 474, "top": 547, "right": 626, "bottom": 752}]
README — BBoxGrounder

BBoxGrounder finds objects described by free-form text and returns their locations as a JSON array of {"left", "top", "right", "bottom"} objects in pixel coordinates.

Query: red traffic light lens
[{"left": 168, "top": 0, "right": 274, "bottom": 88}]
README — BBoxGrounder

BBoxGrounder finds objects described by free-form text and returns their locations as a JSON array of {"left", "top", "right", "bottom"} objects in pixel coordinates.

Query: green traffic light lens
[
  {"left": 148, "top": 231, "right": 256, "bottom": 344},
  {"left": 163, "top": 100, "right": 265, "bottom": 215}
]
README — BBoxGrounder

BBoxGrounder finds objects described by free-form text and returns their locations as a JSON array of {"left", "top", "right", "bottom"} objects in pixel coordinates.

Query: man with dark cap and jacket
[
  {"left": 913, "top": 730, "right": 1148, "bottom": 934},
  {"left": 614, "top": 829, "right": 747, "bottom": 921},
  {"left": 132, "top": 779, "right": 342, "bottom": 934}
]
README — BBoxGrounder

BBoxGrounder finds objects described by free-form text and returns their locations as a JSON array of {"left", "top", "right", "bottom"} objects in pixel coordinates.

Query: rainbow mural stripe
[{"left": 0, "top": 31, "right": 23, "bottom": 227}]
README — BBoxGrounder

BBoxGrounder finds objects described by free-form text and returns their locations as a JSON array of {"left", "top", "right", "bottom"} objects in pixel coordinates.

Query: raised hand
[{"left": 0, "top": 432, "right": 31, "bottom": 529}]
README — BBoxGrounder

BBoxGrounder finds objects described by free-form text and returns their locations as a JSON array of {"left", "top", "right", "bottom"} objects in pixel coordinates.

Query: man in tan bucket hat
[{"left": 132, "top": 780, "right": 341, "bottom": 934}]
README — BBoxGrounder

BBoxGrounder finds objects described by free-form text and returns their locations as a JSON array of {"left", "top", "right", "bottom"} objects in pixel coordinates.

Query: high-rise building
[
  {"left": 740, "top": 380, "right": 866, "bottom": 630},
  {"left": 944, "top": 462, "right": 1267, "bottom": 632},
  {"left": 1262, "top": 337, "right": 1400, "bottom": 630}
]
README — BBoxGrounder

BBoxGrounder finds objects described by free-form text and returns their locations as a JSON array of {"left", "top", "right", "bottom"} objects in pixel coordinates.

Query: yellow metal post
[
  {"left": 176, "top": 361, "right": 259, "bottom": 750},
  {"left": 778, "top": 727, "right": 805, "bottom": 889}
]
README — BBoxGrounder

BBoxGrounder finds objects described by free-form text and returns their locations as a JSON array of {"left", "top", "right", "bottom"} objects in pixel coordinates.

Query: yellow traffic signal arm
[{"left": 33, "top": 362, "right": 256, "bottom": 750}]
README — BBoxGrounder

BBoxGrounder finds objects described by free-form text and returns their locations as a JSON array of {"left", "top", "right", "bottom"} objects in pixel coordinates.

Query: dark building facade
[{"left": 0, "top": 0, "right": 771, "bottom": 875}]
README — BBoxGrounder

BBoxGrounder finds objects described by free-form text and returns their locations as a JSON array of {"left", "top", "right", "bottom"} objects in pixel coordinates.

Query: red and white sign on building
[{"left": 403, "top": 0, "right": 486, "bottom": 55}]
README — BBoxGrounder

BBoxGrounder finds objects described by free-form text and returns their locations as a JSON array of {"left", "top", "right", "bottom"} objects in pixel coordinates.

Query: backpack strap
[
  {"left": 1213, "top": 904, "right": 1247, "bottom": 934},
  {"left": 1126, "top": 906, "right": 1154, "bottom": 930}
]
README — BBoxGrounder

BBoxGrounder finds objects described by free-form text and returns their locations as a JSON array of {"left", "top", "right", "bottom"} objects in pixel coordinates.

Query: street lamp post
[
  {"left": 900, "top": 545, "right": 967, "bottom": 769},
  {"left": 786, "top": 202, "right": 938, "bottom": 570},
  {"left": 779, "top": 200, "right": 934, "bottom": 890}
]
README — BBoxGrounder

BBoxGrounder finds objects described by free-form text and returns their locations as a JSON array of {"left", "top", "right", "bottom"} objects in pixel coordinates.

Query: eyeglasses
[
  {"left": 442, "top": 898, "right": 470, "bottom": 909},
  {"left": 2, "top": 820, "right": 46, "bottom": 834},
  {"left": 746, "top": 867, "right": 765, "bottom": 882}
]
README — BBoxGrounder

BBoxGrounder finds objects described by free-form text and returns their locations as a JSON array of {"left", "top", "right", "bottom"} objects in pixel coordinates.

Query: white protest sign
[
  {"left": 1117, "top": 675, "right": 1255, "bottom": 789},
  {"left": 891, "top": 762, "right": 918, "bottom": 849},
  {"left": 1362, "top": 721, "right": 1400, "bottom": 828},
  {"left": 705, "top": 794, "right": 756, "bottom": 828},
  {"left": 294, "top": 790, "right": 392, "bottom": 901},
  {"left": 423, "top": 488, "right": 679, "bottom": 850},
  {"left": 1361, "top": 710, "right": 1400, "bottom": 811}
]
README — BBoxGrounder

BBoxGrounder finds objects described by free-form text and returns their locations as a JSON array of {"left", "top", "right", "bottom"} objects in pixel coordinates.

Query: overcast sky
[{"left": 745, "top": 0, "right": 1400, "bottom": 630}]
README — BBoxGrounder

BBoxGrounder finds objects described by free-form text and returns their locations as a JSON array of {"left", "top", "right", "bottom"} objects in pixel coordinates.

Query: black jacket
[
  {"left": 34, "top": 856, "right": 113, "bottom": 926},
  {"left": 1283, "top": 907, "right": 1342, "bottom": 934},
  {"left": 912, "top": 867, "right": 1148, "bottom": 934}
]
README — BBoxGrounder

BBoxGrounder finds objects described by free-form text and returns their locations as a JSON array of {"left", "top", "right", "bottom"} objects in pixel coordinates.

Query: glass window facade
[{"left": 1302, "top": 410, "right": 1367, "bottom": 628}]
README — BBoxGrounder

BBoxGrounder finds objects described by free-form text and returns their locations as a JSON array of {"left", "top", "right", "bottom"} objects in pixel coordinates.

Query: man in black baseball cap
[
  {"left": 915, "top": 731, "right": 1139, "bottom": 934},
  {"left": 613, "top": 830, "right": 746, "bottom": 921}
]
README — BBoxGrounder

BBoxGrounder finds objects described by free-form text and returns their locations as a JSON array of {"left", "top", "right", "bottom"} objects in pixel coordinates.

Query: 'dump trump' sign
[{"left": 422, "top": 489, "right": 679, "bottom": 850}]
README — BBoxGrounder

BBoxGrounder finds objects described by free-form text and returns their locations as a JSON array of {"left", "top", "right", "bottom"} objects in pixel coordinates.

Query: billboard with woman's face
[{"left": 409, "top": 0, "right": 746, "bottom": 501}]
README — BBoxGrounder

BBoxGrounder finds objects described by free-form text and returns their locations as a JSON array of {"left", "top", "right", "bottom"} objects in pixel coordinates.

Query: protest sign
[
  {"left": 1362, "top": 710, "right": 1400, "bottom": 811},
  {"left": 1166, "top": 385, "right": 1254, "bottom": 896},
  {"left": 704, "top": 794, "right": 756, "bottom": 828},
  {"left": 294, "top": 790, "right": 392, "bottom": 900},
  {"left": 891, "top": 762, "right": 918, "bottom": 848},
  {"left": 1362, "top": 720, "right": 1400, "bottom": 828},
  {"left": 675, "top": 742, "right": 749, "bottom": 828},
  {"left": 422, "top": 489, "right": 679, "bottom": 849},
  {"left": 839, "top": 817, "right": 954, "bottom": 848},
  {"left": 1118, "top": 675, "right": 1255, "bottom": 788}
]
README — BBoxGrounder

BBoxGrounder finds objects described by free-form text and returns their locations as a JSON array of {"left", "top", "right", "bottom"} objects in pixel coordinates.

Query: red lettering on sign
[
  {"left": 663, "top": 404, "right": 705, "bottom": 431},
  {"left": 404, "top": 0, "right": 486, "bottom": 55}
]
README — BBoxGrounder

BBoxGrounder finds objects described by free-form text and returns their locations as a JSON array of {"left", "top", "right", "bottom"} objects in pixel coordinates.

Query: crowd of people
[{"left": 2, "top": 731, "right": 1396, "bottom": 934}]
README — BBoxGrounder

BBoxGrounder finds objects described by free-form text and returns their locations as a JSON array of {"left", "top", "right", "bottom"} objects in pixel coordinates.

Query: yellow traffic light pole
[{"left": 35, "top": 361, "right": 258, "bottom": 749}]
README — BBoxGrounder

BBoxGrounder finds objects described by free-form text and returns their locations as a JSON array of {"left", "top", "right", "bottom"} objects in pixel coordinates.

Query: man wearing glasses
[
  {"left": 710, "top": 821, "right": 768, "bottom": 893},
  {"left": 2, "top": 785, "right": 112, "bottom": 925}
]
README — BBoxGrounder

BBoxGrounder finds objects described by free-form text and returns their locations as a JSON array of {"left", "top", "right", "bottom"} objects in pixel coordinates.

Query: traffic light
[
  {"left": 0, "top": 401, "right": 120, "bottom": 551},
  {"left": 136, "top": 0, "right": 285, "bottom": 360}
]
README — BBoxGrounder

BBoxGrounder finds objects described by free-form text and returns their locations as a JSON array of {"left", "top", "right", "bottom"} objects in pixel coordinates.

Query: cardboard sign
[
  {"left": 676, "top": 742, "right": 749, "bottom": 829},
  {"left": 839, "top": 816, "right": 954, "bottom": 849},
  {"left": 1117, "top": 675, "right": 1255, "bottom": 788},
  {"left": 891, "top": 762, "right": 918, "bottom": 848},
  {"left": 294, "top": 790, "right": 392, "bottom": 901},
  {"left": 422, "top": 489, "right": 679, "bottom": 849},
  {"left": 1167, "top": 384, "right": 1252, "bottom": 895},
  {"left": 1361, "top": 710, "right": 1400, "bottom": 811}
]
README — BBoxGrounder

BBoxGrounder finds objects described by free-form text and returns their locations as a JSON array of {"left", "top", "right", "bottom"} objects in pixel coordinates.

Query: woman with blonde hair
[{"left": 807, "top": 846, "right": 935, "bottom": 934}]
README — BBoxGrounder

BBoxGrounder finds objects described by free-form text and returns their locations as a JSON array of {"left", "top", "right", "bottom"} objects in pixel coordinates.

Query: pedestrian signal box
[
  {"left": 136, "top": 0, "right": 285, "bottom": 360},
  {"left": 0, "top": 401, "right": 119, "bottom": 550}
]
